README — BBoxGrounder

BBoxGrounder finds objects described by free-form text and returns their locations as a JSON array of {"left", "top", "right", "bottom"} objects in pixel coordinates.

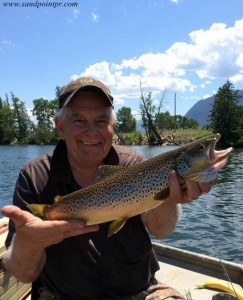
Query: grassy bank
[
  {"left": 166, "top": 129, "right": 213, "bottom": 139},
  {"left": 113, "top": 129, "right": 213, "bottom": 146}
]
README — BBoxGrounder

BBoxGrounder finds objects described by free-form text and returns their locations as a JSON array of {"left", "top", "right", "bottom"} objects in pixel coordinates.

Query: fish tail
[{"left": 27, "top": 204, "right": 49, "bottom": 218}]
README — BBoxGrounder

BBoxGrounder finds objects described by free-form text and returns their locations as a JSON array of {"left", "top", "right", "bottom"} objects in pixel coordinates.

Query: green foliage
[
  {"left": 11, "top": 93, "right": 32, "bottom": 142},
  {"left": 116, "top": 106, "right": 136, "bottom": 133},
  {"left": 139, "top": 89, "right": 199, "bottom": 145},
  {"left": 140, "top": 91, "right": 164, "bottom": 145},
  {"left": 209, "top": 80, "right": 242, "bottom": 146},
  {"left": 123, "top": 132, "right": 143, "bottom": 145},
  {"left": 0, "top": 93, "right": 59, "bottom": 145},
  {"left": 157, "top": 111, "right": 176, "bottom": 130},
  {"left": 0, "top": 97, "right": 15, "bottom": 144},
  {"left": 157, "top": 112, "right": 199, "bottom": 131},
  {"left": 31, "top": 98, "right": 59, "bottom": 144},
  {"left": 0, "top": 93, "right": 33, "bottom": 144},
  {"left": 174, "top": 115, "right": 199, "bottom": 129},
  {"left": 1, "top": 80, "right": 242, "bottom": 146}
]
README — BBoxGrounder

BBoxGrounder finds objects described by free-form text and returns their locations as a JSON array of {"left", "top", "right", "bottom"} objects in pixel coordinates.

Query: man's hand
[
  {"left": 0, "top": 205, "right": 99, "bottom": 283},
  {"left": 168, "top": 170, "right": 217, "bottom": 204},
  {"left": 1, "top": 205, "right": 99, "bottom": 248},
  {"left": 143, "top": 171, "right": 217, "bottom": 238}
]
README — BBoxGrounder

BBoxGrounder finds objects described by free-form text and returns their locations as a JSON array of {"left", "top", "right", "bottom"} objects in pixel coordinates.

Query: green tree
[
  {"left": 186, "top": 118, "right": 199, "bottom": 129},
  {"left": 0, "top": 97, "right": 15, "bottom": 144},
  {"left": 32, "top": 98, "right": 59, "bottom": 144},
  {"left": 157, "top": 111, "right": 176, "bottom": 131},
  {"left": 116, "top": 107, "right": 136, "bottom": 133},
  {"left": 175, "top": 115, "right": 199, "bottom": 129},
  {"left": 157, "top": 111, "right": 199, "bottom": 131},
  {"left": 55, "top": 86, "right": 62, "bottom": 98},
  {"left": 11, "top": 93, "right": 32, "bottom": 142},
  {"left": 209, "top": 80, "right": 242, "bottom": 145},
  {"left": 140, "top": 84, "right": 166, "bottom": 145},
  {"left": 236, "top": 106, "right": 243, "bottom": 146}
]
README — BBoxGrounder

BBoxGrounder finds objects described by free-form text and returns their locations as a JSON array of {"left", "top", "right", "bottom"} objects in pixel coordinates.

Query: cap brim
[{"left": 62, "top": 85, "right": 113, "bottom": 108}]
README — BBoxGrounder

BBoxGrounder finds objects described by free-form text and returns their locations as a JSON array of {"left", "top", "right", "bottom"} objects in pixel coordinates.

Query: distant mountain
[
  {"left": 136, "top": 120, "right": 145, "bottom": 132},
  {"left": 185, "top": 90, "right": 243, "bottom": 127}
]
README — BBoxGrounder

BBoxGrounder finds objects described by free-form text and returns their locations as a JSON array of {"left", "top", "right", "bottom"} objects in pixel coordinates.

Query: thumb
[{"left": 1, "top": 205, "right": 33, "bottom": 228}]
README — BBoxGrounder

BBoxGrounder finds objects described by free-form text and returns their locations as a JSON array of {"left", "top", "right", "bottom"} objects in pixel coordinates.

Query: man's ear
[{"left": 55, "top": 116, "right": 65, "bottom": 139}]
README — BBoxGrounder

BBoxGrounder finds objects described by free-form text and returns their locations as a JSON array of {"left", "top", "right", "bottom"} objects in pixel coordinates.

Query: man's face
[{"left": 56, "top": 92, "right": 114, "bottom": 166}]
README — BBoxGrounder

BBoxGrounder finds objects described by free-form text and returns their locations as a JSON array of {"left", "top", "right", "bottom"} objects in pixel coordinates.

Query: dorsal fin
[
  {"left": 54, "top": 195, "right": 63, "bottom": 202},
  {"left": 96, "top": 165, "right": 126, "bottom": 182}
]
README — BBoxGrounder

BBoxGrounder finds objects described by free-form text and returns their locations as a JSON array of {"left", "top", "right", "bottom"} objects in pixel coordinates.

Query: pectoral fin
[
  {"left": 27, "top": 204, "right": 50, "bottom": 218},
  {"left": 154, "top": 187, "right": 170, "bottom": 200},
  {"left": 108, "top": 218, "right": 127, "bottom": 237},
  {"left": 185, "top": 171, "right": 218, "bottom": 183}
]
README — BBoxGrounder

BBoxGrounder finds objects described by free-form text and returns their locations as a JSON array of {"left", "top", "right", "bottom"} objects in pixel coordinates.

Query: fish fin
[
  {"left": 27, "top": 204, "right": 49, "bottom": 218},
  {"left": 154, "top": 187, "right": 170, "bottom": 200},
  {"left": 97, "top": 165, "right": 126, "bottom": 182},
  {"left": 185, "top": 171, "right": 218, "bottom": 183},
  {"left": 108, "top": 218, "right": 127, "bottom": 237},
  {"left": 54, "top": 195, "right": 63, "bottom": 202}
]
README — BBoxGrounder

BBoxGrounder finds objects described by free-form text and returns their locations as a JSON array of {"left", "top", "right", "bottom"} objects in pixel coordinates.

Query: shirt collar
[{"left": 50, "top": 140, "right": 119, "bottom": 184}]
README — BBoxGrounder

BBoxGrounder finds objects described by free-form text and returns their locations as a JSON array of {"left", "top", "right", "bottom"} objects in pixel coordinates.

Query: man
[{"left": 1, "top": 77, "right": 214, "bottom": 300}]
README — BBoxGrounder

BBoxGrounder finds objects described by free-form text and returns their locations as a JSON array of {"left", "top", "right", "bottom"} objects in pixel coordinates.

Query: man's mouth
[{"left": 82, "top": 142, "right": 101, "bottom": 146}]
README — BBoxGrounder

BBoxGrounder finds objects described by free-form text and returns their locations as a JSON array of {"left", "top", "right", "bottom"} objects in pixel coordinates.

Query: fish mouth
[
  {"left": 184, "top": 133, "right": 234, "bottom": 183},
  {"left": 208, "top": 133, "right": 233, "bottom": 169}
]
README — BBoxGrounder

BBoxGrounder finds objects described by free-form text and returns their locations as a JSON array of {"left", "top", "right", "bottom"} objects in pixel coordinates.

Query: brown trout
[{"left": 28, "top": 133, "right": 233, "bottom": 236}]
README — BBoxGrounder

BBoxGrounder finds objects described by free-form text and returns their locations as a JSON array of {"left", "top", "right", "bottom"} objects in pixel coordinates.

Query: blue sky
[{"left": 1, "top": 0, "right": 243, "bottom": 118}]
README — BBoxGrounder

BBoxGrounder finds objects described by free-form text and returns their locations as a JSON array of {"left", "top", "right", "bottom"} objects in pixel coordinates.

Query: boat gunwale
[{"left": 153, "top": 241, "right": 243, "bottom": 287}]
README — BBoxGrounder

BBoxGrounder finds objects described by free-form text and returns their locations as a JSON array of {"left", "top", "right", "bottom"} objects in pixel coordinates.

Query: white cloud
[
  {"left": 230, "top": 74, "right": 243, "bottom": 84},
  {"left": 91, "top": 12, "right": 99, "bottom": 22},
  {"left": 132, "top": 110, "right": 142, "bottom": 120},
  {"left": 71, "top": 18, "right": 243, "bottom": 104},
  {"left": 68, "top": 9, "right": 80, "bottom": 23},
  {"left": 202, "top": 94, "right": 211, "bottom": 100},
  {"left": 1, "top": 40, "right": 16, "bottom": 47}
]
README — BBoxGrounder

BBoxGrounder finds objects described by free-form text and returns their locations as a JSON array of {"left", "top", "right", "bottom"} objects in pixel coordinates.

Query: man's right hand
[
  {"left": 0, "top": 205, "right": 99, "bottom": 283},
  {"left": 1, "top": 205, "right": 99, "bottom": 248}
]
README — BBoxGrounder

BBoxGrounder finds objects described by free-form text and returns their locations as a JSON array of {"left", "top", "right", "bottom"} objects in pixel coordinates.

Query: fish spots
[{"left": 41, "top": 134, "right": 232, "bottom": 232}]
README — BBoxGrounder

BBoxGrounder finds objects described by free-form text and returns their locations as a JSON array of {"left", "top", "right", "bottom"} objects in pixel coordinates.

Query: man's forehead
[
  {"left": 67, "top": 108, "right": 111, "bottom": 118},
  {"left": 67, "top": 93, "right": 111, "bottom": 109}
]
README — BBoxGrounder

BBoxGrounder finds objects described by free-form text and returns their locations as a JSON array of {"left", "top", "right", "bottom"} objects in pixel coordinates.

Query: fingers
[
  {"left": 169, "top": 172, "right": 217, "bottom": 204},
  {"left": 168, "top": 171, "right": 184, "bottom": 203},
  {"left": 184, "top": 179, "right": 217, "bottom": 202},
  {"left": 184, "top": 180, "right": 201, "bottom": 202},
  {"left": 58, "top": 221, "right": 99, "bottom": 240},
  {"left": 62, "top": 225, "right": 99, "bottom": 239},
  {"left": 1, "top": 205, "right": 99, "bottom": 248}
]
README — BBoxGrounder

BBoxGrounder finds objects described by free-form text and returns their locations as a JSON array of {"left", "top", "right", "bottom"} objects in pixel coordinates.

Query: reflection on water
[{"left": 0, "top": 145, "right": 242, "bottom": 263}]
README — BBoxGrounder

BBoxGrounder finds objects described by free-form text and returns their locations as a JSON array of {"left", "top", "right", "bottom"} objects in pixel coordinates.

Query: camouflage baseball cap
[{"left": 59, "top": 76, "right": 114, "bottom": 108}]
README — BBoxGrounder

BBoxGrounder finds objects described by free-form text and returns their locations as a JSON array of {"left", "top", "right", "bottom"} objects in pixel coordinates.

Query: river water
[{"left": 0, "top": 144, "right": 242, "bottom": 264}]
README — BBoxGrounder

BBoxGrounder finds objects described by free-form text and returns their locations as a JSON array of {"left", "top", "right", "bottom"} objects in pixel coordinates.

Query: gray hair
[{"left": 55, "top": 106, "right": 117, "bottom": 125}]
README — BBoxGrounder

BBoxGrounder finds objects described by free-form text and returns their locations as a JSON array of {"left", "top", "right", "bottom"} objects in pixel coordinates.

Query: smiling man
[
  {"left": 55, "top": 89, "right": 115, "bottom": 187},
  {"left": 1, "top": 76, "right": 214, "bottom": 300}
]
